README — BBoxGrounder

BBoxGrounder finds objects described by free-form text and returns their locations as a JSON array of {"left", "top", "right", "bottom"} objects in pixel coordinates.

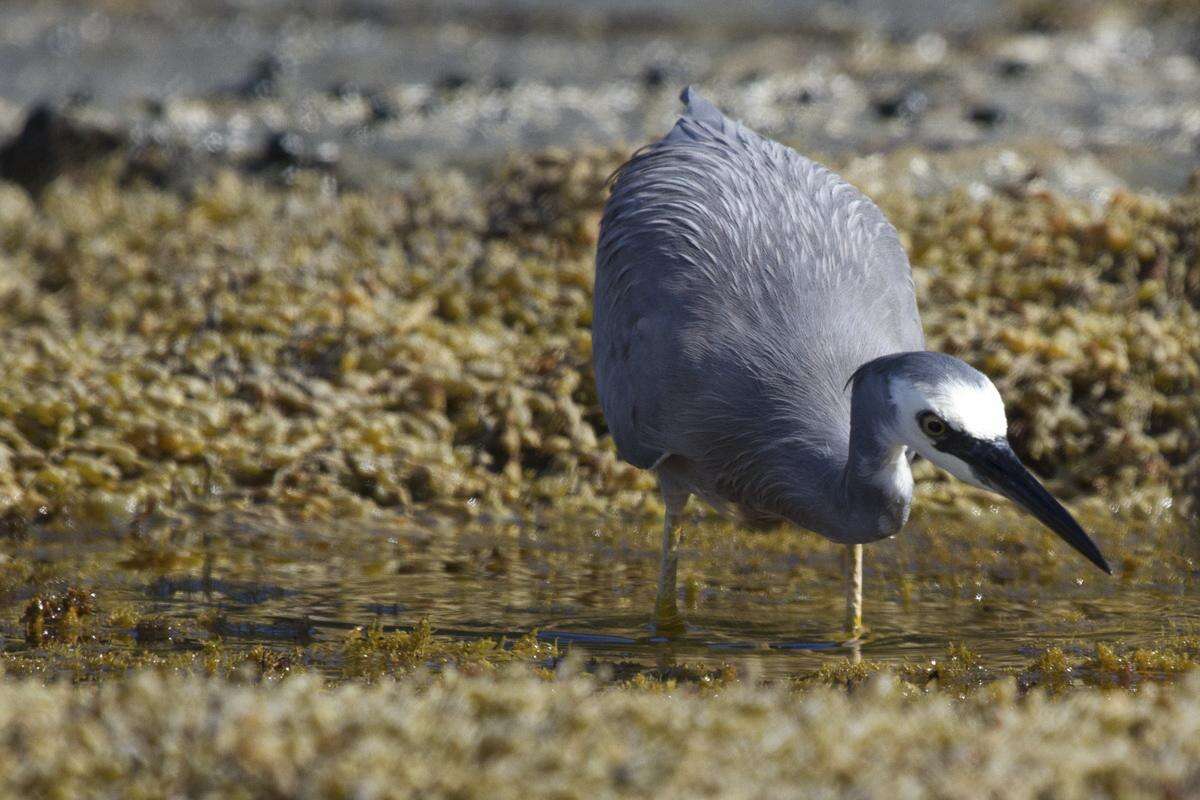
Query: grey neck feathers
[
  {"left": 833, "top": 368, "right": 914, "bottom": 542},
  {"left": 764, "top": 368, "right": 913, "bottom": 544}
]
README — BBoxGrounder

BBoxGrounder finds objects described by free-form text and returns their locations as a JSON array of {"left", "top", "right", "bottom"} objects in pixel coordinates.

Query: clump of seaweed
[
  {"left": 20, "top": 587, "right": 96, "bottom": 646},
  {"left": 0, "top": 147, "right": 1197, "bottom": 542},
  {"left": 340, "top": 619, "right": 559, "bottom": 680}
]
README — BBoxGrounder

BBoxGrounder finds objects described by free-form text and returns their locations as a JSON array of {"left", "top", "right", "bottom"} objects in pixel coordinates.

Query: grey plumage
[
  {"left": 592, "top": 88, "right": 1111, "bottom": 598},
  {"left": 594, "top": 87, "right": 923, "bottom": 543},
  {"left": 593, "top": 87, "right": 1111, "bottom": 638}
]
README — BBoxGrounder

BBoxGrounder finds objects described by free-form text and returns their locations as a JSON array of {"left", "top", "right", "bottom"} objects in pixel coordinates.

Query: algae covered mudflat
[
  {"left": 0, "top": 130, "right": 1196, "bottom": 690},
  {"left": 0, "top": 157, "right": 1195, "bottom": 529},
  {"left": 0, "top": 0, "right": 1199, "bottom": 797}
]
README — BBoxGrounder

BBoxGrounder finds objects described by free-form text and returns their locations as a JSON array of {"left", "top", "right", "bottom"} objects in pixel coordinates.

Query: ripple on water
[{"left": 1, "top": 509, "right": 1196, "bottom": 681}]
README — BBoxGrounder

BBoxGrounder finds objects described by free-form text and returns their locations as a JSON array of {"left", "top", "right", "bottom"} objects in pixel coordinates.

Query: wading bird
[{"left": 593, "top": 87, "right": 1111, "bottom": 637}]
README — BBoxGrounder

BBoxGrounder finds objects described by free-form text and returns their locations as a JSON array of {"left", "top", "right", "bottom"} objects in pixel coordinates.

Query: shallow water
[{"left": 3, "top": 507, "right": 1195, "bottom": 680}]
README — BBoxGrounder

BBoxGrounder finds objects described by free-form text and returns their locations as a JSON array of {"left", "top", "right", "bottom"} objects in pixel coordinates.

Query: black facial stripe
[
  {"left": 930, "top": 426, "right": 973, "bottom": 455},
  {"left": 930, "top": 427, "right": 1007, "bottom": 479}
]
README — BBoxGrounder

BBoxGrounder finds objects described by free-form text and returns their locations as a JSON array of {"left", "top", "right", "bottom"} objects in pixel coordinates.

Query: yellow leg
[
  {"left": 653, "top": 483, "right": 688, "bottom": 637},
  {"left": 844, "top": 543, "right": 863, "bottom": 637}
]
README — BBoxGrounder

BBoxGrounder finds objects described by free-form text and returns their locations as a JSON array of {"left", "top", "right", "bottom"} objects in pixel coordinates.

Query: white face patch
[
  {"left": 887, "top": 375, "right": 1008, "bottom": 490},
  {"left": 933, "top": 380, "right": 1007, "bottom": 440}
]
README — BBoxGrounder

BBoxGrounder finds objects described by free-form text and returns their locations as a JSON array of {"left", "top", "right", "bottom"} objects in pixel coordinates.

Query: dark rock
[
  {"left": 329, "top": 83, "right": 396, "bottom": 123},
  {"left": 258, "top": 131, "right": 307, "bottom": 169},
  {"left": 234, "top": 55, "right": 283, "bottom": 99},
  {"left": 252, "top": 131, "right": 339, "bottom": 172},
  {"left": 142, "top": 97, "right": 166, "bottom": 117},
  {"left": 968, "top": 104, "right": 1005, "bottom": 126},
  {"left": 437, "top": 72, "right": 471, "bottom": 92},
  {"left": 0, "top": 103, "right": 124, "bottom": 195},
  {"left": 262, "top": 131, "right": 304, "bottom": 166},
  {"left": 997, "top": 58, "right": 1031, "bottom": 78},
  {"left": 329, "top": 81, "right": 362, "bottom": 100},
  {"left": 641, "top": 65, "right": 669, "bottom": 88},
  {"left": 873, "top": 88, "right": 929, "bottom": 120},
  {"left": 367, "top": 93, "right": 397, "bottom": 123}
]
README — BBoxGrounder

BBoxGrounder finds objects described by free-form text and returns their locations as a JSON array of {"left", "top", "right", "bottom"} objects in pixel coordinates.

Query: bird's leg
[
  {"left": 653, "top": 482, "right": 689, "bottom": 637},
  {"left": 843, "top": 543, "right": 863, "bottom": 637}
]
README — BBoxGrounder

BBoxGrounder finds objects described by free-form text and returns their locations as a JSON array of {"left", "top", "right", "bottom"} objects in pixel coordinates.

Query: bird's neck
[
  {"left": 833, "top": 406, "right": 914, "bottom": 543},
  {"left": 838, "top": 442, "right": 912, "bottom": 539},
  {"left": 764, "top": 418, "right": 914, "bottom": 544}
]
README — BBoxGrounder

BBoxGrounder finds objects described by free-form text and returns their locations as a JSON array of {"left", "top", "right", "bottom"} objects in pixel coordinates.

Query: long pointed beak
[{"left": 966, "top": 440, "right": 1111, "bottom": 575}]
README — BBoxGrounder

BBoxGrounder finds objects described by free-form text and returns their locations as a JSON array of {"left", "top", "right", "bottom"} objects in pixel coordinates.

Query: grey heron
[{"left": 592, "top": 87, "right": 1111, "bottom": 637}]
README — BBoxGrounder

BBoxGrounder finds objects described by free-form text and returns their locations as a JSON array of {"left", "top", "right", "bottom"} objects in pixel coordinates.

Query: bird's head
[{"left": 860, "top": 351, "right": 1111, "bottom": 574}]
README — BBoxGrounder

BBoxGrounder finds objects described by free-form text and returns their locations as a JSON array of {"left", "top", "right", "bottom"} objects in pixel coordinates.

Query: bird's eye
[{"left": 918, "top": 411, "right": 947, "bottom": 438}]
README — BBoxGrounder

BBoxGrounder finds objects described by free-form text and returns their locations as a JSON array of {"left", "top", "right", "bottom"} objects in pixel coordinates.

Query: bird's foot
[
  {"left": 839, "top": 623, "right": 868, "bottom": 647},
  {"left": 651, "top": 595, "right": 687, "bottom": 639}
]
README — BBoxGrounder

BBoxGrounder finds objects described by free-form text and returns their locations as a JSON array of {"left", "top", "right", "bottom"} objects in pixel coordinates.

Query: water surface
[{"left": 3, "top": 507, "right": 1194, "bottom": 680}]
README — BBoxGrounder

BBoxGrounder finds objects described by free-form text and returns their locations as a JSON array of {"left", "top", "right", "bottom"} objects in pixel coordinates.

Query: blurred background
[{"left": 1, "top": 0, "right": 1198, "bottom": 193}]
